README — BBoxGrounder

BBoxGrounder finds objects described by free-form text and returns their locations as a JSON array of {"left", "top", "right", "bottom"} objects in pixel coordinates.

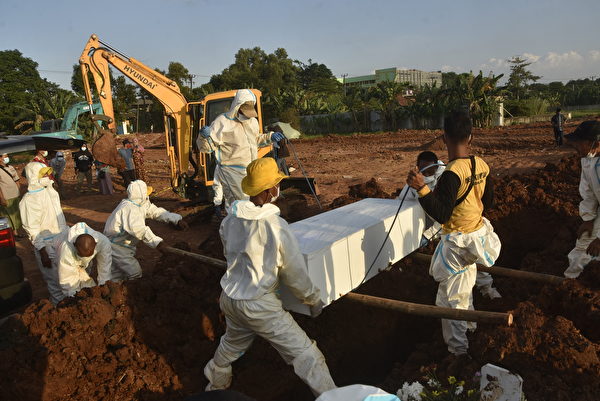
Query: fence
[{"left": 299, "top": 111, "right": 443, "bottom": 135}]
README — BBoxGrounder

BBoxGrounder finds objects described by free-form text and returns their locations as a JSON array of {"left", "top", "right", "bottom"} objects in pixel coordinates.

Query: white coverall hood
[
  {"left": 25, "top": 162, "right": 51, "bottom": 191},
  {"left": 229, "top": 200, "right": 281, "bottom": 221},
  {"left": 127, "top": 180, "right": 150, "bottom": 205},
  {"left": 224, "top": 89, "right": 257, "bottom": 121}
]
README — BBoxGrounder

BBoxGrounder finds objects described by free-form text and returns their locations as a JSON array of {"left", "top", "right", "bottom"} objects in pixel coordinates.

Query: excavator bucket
[{"left": 90, "top": 115, "right": 126, "bottom": 170}]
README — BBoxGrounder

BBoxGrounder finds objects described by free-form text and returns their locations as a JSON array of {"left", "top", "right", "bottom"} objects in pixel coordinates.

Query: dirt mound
[
  {"left": 419, "top": 135, "right": 446, "bottom": 151},
  {"left": 330, "top": 178, "right": 392, "bottom": 208},
  {"left": 133, "top": 133, "right": 166, "bottom": 149},
  {"left": 0, "top": 253, "right": 224, "bottom": 401},
  {"left": 470, "top": 302, "right": 600, "bottom": 401}
]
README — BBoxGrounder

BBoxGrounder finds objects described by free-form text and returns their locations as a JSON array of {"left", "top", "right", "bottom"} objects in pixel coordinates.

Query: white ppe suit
[
  {"left": 19, "top": 162, "right": 68, "bottom": 304},
  {"left": 103, "top": 180, "right": 181, "bottom": 280},
  {"left": 429, "top": 217, "right": 501, "bottom": 355},
  {"left": 53, "top": 222, "right": 112, "bottom": 298},
  {"left": 204, "top": 200, "right": 336, "bottom": 396},
  {"left": 196, "top": 89, "right": 273, "bottom": 208},
  {"left": 565, "top": 156, "right": 600, "bottom": 278}
]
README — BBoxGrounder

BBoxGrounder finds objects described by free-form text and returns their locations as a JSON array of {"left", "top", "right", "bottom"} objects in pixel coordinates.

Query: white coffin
[{"left": 281, "top": 198, "right": 426, "bottom": 315}]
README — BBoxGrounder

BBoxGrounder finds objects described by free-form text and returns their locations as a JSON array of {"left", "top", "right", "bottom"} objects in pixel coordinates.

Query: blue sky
[{"left": 2, "top": 0, "right": 600, "bottom": 90}]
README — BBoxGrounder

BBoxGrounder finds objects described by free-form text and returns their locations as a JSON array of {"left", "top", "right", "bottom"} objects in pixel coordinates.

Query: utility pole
[
  {"left": 341, "top": 73, "right": 348, "bottom": 96},
  {"left": 188, "top": 74, "right": 196, "bottom": 91}
]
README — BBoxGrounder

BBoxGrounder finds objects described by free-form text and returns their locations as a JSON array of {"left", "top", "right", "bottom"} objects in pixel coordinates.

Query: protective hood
[
  {"left": 229, "top": 200, "right": 280, "bottom": 221},
  {"left": 127, "top": 180, "right": 149, "bottom": 205},
  {"left": 25, "top": 162, "right": 47, "bottom": 191},
  {"left": 225, "top": 89, "right": 257, "bottom": 120},
  {"left": 66, "top": 222, "right": 97, "bottom": 244}
]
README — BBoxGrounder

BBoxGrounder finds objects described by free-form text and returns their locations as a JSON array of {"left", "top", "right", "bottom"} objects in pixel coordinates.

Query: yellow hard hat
[
  {"left": 38, "top": 166, "right": 53, "bottom": 178},
  {"left": 241, "top": 157, "right": 288, "bottom": 196},
  {"left": 146, "top": 185, "right": 154, "bottom": 196}
]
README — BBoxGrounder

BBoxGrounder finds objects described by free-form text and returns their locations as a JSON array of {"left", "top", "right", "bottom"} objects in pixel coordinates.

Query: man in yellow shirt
[{"left": 407, "top": 110, "right": 501, "bottom": 355}]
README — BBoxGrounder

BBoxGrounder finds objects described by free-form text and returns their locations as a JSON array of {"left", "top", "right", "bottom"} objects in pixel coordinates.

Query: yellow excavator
[{"left": 79, "top": 34, "right": 275, "bottom": 201}]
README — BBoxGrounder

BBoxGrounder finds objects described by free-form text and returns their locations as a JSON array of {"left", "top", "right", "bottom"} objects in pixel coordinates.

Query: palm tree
[{"left": 13, "top": 95, "right": 47, "bottom": 134}]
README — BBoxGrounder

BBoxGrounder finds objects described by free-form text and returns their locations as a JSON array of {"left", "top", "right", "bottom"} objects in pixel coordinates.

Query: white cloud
[
  {"left": 522, "top": 52, "right": 540, "bottom": 63},
  {"left": 488, "top": 57, "right": 507, "bottom": 68},
  {"left": 441, "top": 65, "right": 462, "bottom": 72},
  {"left": 479, "top": 49, "right": 600, "bottom": 81},
  {"left": 545, "top": 51, "right": 583, "bottom": 67}
]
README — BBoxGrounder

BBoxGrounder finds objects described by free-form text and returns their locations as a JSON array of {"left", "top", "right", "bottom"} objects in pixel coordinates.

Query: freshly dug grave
[{"left": 2, "top": 155, "right": 600, "bottom": 401}]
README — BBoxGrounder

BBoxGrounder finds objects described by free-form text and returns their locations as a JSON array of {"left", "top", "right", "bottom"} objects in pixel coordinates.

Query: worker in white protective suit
[
  {"left": 563, "top": 121, "right": 600, "bottom": 278},
  {"left": 204, "top": 157, "right": 336, "bottom": 396},
  {"left": 407, "top": 111, "right": 501, "bottom": 355},
  {"left": 403, "top": 151, "right": 501, "bottom": 300},
  {"left": 103, "top": 180, "right": 188, "bottom": 281},
  {"left": 19, "top": 162, "right": 68, "bottom": 304},
  {"left": 53, "top": 222, "right": 112, "bottom": 298},
  {"left": 196, "top": 89, "right": 285, "bottom": 211}
]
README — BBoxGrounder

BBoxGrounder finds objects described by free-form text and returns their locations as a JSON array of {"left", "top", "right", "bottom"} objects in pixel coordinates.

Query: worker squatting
[{"left": 15, "top": 88, "right": 600, "bottom": 399}]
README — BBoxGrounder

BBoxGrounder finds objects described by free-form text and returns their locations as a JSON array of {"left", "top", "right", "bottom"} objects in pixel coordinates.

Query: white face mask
[
  {"left": 41, "top": 151, "right": 48, "bottom": 157},
  {"left": 81, "top": 146, "right": 87, "bottom": 151},
  {"left": 270, "top": 187, "right": 280, "bottom": 203},
  {"left": 2, "top": 157, "right": 9, "bottom": 164},
  {"left": 423, "top": 175, "right": 436, "bottom": 185},
  {"left": 39, "top": 177, "right": 53, "bottom": 187},
  {"left": 78, "top": 255, "right": 94, "bottom": 266}
]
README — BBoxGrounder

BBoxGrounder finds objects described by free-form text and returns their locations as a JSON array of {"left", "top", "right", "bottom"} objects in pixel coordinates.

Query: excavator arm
[{"left": 79, "top": 34, "right": 190, "bottom": 188}]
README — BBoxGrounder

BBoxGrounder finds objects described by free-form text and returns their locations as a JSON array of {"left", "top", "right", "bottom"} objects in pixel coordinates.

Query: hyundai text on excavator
[{"left": 79, "top": 34, "right": 313, "bottom": 201}]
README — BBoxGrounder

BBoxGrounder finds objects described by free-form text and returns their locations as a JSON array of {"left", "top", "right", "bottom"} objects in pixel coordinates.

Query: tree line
[{"left": 1, "top": 48, "right": 598, "bottom": 136}]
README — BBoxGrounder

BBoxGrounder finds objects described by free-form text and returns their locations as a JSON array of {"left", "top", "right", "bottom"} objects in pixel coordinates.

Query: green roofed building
[{"left": 340, "top": 67, "right": 442, "bottom": 89}]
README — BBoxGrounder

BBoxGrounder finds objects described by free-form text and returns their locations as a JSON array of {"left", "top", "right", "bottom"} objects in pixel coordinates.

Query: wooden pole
[
  {"left": 163, "top": 246, "right": 227, "bottom": 270},
  {"left": 345, "top": 292, "right": 513, "bottom": 326},
  {"left": 412, "top": 253, "right": 565, "bottom": 285},
  {"left": 161, "top": 248, "right": 513, "bottom": 325}
]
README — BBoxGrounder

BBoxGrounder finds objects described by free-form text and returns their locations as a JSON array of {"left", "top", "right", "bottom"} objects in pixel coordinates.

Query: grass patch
[{"left": 568, "top": 110, "right": 600, "bottom": 119}]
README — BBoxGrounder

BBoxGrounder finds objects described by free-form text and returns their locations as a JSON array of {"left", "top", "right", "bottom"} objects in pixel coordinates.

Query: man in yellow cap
[
  {"left": 20, "top": 162, "right": 68, "bottom": 304},
  {"left": 204, "top": 157, "right": 336, "bottom": 396},
  {"left": 103, "top": 180, "right": 188, "bottom": 281}
]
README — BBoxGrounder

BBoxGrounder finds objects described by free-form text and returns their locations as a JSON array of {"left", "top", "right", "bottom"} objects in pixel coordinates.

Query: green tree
[
  {"left": 506, "top": 56, "right": 541, "bottom": 100},
  {"left": 0, "top": 50, "right": 55, "bottom": 133},
  {"left": 166, "top": 61, "right": 193, "bottom": 99},
  {"left": 112, "top": 76, "right": 137, "bottom": 125},
  {"left": 296, "top": 59, "right": 342, "bottom": 95},
  {"left": 203, "top": 47, "right": 300, "bottom": 120},
  {"left": 368, "top": 81, "right": 408, "bottom": 130}
]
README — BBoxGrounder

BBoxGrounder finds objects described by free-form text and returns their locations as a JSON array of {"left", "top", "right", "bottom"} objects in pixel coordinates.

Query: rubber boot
[
  {"left": 291, "top": 341, "right": 336, "bottom": 396},
  {"left": 204, "top": 358, "right": 233, "bottom": 391}
]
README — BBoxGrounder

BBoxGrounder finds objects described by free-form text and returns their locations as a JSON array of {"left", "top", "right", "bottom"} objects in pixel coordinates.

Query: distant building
[{"left": 341, "top": 67, "right": 442, "bottom": 89}]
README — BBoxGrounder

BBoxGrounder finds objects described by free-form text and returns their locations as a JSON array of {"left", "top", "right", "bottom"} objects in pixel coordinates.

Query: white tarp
[{"left": 281, "top": 198, "right": 426, "bottom": 315}]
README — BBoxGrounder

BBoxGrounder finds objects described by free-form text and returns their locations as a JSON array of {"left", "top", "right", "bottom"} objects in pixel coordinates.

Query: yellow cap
[
  {"left": 38, "top": 166, "right": 53, "bottom": 178},
  {"left": 241, "top": 157, "right": 288, "bottom": 196},
  {"left": 146, "top": 185, "right": 154, "bottom": 196}
]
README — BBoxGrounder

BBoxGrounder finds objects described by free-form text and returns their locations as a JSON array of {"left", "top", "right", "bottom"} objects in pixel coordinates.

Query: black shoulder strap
[
  {"left": 455, "top": 156, "right": 476, "bottom": 206},
  {"left": 0, "top": 165, "right": 13, "bottom": 179}
]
